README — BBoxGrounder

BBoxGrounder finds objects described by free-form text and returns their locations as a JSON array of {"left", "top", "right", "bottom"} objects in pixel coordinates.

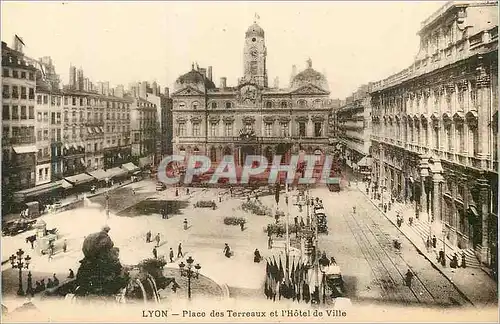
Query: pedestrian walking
[
  {"left": 183, "top": 218, "right": 188, "bottom": 230},
  {"left": 352, "top": 206, "right": 356, "bottom": 214},
  {"left": 186, "top": 188, "right": 190, "bottom": 195},
  {"left": 240, "top": 221, "right": 245, "bottom": 231},
  {"left": 63, "top": 239, "right": 67, "bottom": 253},
  {"left": 155, "top": 233, "right": 161, "bottom": 247},
  {"left": 408, "top": 215, "right": 413, "bottom": 226},
  {"left": 461, "top": 252, "right": 467, "bottom": 268},
  {"left": 48, "top": 250, "right": 53, "bottom": 261},
  {"left": 177, "top": 243, "right": 183, "bottom": 258},
  {"left": 152, "top": 247, "right": 158, "bottom": 259},
  {"left": 223, "top": 243, "right": 231, "bottom": 258},
  {"left": 405, "top": 269, "right": 414, "bottom": 288},
  {"left": 432, "top": 235, "right": 437, "bottom": 249},
  {"left": 146, "top": 230, "right": 152, "bottom": 243},
  {"left": 53, "top": 274, "right": 59, "bottom": 286},
  {"left": 68, "top": 269, "right": 75, "bottom": 279},
  {"left": 268, "top": 236, "right": 273, "bottom": 249},
  {"left": 169, "top": 248, "right": 174, "bottom": 263},
  {"left": 132, "top": 188, "right": 136, "bottom": 195},
  {"left": 47, "top": 278, "right": 54, "bottom": 289}
]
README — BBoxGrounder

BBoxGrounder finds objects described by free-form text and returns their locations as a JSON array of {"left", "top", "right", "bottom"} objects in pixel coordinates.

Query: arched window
[
  {"left": 192, "top": 101, "right": 199, "bottom": 110},
  {"left": 223, "top": 146, "right": 232, "bottom": 156},
  {"left": 298, "top": 100, "right": 307, "bottom": 108},
  {"left": 178, "top": 102, "right": 186, "bottom": 109},
  {"left": 211, "top": 102, "right": 217, "bottom": 109},
  {"left": 225, "top": 102, "right": 232, "bottom": 109},
  {"left": 265, "top": 101, "right": 273, "bottom": 108},
  {"left": 281, "top": 101, "right": 288, "bottom": 108}
]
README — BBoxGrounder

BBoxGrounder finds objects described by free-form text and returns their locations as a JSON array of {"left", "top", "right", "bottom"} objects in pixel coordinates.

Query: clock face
[{"left": 250, "top": 49, "right": 258, "bottom": 57}]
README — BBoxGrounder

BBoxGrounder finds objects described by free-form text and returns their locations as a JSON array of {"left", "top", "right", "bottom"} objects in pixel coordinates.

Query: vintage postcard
[{"left": 1, "top": 0, "right": 498, "bottom": 322}]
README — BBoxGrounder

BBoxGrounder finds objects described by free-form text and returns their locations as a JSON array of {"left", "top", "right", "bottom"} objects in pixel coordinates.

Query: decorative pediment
[
  {"left": 172, "top": 86, "right": 205, "bottom": 97},
  {"left": 222, "top": 116, "right": 235, "bottom": 123},
  {"left": 176, "top": 116, "right": 187, "bottom": 123},
  {"left": 209, "top": 116, "right": 221, "bottom": 123},
  {"left": 295, "top": 115, "right": 309, "bottom": 122},
  {"left": 190, "top": 116, "right": 203, "bottom": 123},
  {"left": 279, "top": 116, "right": 291, "bottom": 123},
  {"left": 290, "top": 84, "right": 329, "bottom": 95},
  {"left": 242, "top": 115, "right": 256, "bottom": 124},
  {"left": 263, "top": 116, "right": 276, "bottom": 123},
  {"left": 453, "top": 111, "right": 465, "bottom": 122},
  {"left": 311, "top": 115, "right": 325, "bottom": 122}
]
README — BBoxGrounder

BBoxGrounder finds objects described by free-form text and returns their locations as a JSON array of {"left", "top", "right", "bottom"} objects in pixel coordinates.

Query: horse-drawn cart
[{"left": 323, "top": 264, "right": 345, "bottom": 298}]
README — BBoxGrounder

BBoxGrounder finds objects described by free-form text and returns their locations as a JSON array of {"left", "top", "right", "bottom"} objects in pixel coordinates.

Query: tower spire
[{"left": 254, "top": 12, "right": 260, "bottom": 23}]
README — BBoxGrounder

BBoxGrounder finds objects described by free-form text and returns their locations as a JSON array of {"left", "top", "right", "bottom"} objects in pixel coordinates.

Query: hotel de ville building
[
  {"left": 171, "top": 21, "right": 333, "bottom": 166},
  {"left": 370, "top": 1, "right": 497, "bottom": 269}
]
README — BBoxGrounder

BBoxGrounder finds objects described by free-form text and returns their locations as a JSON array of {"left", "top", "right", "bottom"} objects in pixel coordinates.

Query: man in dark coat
[
  {"left": 169, "top": 248, "right": 174, "bottom": 262},
  {"left": 152, "top": 247, "right": 158, "bottom": 259}
]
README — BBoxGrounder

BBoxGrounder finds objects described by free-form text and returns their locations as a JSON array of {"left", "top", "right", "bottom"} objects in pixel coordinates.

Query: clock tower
[{"left": 242, "top": 22, "right": 268, "bottom": 88}]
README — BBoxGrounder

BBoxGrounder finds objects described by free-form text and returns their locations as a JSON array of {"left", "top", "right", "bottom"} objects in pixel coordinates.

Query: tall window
[
  {"left": 298, "top": 100, "right": 307, "bottom": 108},
  {"left": 211, "top": 102, "right": 217, "bottom": 109},
  {"left": 12, "top": 105, "right": 18, "bottom": 119},
  {"left": 445, "top": 125, "right": 452, "bottom": 151},
  {"left": 225, "top": 123, "right": 233, "bottom": 136},
  {"left": 20, "top": 87, "right": 26, "bottom": 99},
  {"left": 434, "top": 125, "right": 439, "bottom": 149},
  {"left": 457, "top": 123, "right": 465, "bottom": 152},
  {"left": 28, "top": 106, "right": 34, "bottom": 119},
  {"left": 266, "top": 101, "right": 272, "bottom": 108},
  {"left": 192, "top": 123, "right": 200, "bottom": 136},
  {"left": 12, "top": 86, "right": 18, "bottom": 99},
  {"left": 192, "top": 101, "right": 199, "bottom": 110},
  {"left": 279, "top": 122, "right": 289, "bottom": 137},
  {"left": 314, "top": 122, "right": 322, "bottom": 137},
  {"left": 2, "top": 105, "right": 9, "bottom": 120},
  {"left": 471, "top": 126, "right": 479, "bottom": 156},
  {"left": 265, "top": 123, "right": 273, "bottom": 136},
  {"left": 250, "top": 61, "right": 258, "bottom": 74},
  {"left": 225, "top": 102, "right": 232, "bottom": 109},
  {"left": 210, "top": 123, "right": 217, "bottom": 137},
  {"left": 2, "top": 85, "right": 9, "bottom": 98},
  {"left": 299, "top": 122, "right": 306, "bottom": 137}
]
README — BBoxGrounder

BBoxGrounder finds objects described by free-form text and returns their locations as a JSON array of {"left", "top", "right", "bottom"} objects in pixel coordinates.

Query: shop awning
[
  {"left": 13, "top": 145, "right": 37, "bottom": 154},
  {"left": 61, "top": 180, "right": 73, "bottom": 189},
  {"left": 357, "top": 156, "right": 373, "bottom": 168},
  {"left": 87, "top": 169, "right": 112, "bottom": 181},
  {"left": 139, "top": 156, "right": 152, "bottom": 168},
  {"left": 107, "top": 167, "right": 128, "bottom": 178},
  {"left": 121, "top": 162, "right": 139, "bottom": 172},
  {"left": 13, "top": 181, "right": 63, "bottom": 201},
  {"left": 64, "top": 173, "right": 95, "bottom": 186}
]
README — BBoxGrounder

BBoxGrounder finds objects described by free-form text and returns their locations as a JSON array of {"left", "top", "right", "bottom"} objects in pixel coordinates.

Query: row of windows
[
  {"left": 178, "top": 99, "right": 325, "bottom": 110},
  {"left": 61, "top": 111, "right": 130, "bottom": 122},
  {"left": 2, "top": 85, "right": 35, "bottom": 100},
  {"left": 2, "top": 67, "right": 35, "bottom": 81},
  {"left": 37, "top": 166, "right": 50, "bottom": 183},
  {"left": 36, "top": 94, "right": 131, "bottom": 109},
  {"left": 2, "top": 126, "right": 35, "bottom": 144},
  {"left": 175, "top": 121, "right": 324, "bottom": 137},
  {"left": 2, "top": 105, "right": 34, "bottom": 120}
]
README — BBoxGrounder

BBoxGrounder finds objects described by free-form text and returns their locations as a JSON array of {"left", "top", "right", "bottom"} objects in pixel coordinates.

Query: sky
[{"left": 1, "top": 1, "right": 446, "bottom": 99}]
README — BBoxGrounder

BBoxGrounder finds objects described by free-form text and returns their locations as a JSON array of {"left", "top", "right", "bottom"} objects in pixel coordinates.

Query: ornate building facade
[
  {"left": 336, "top": 84, "right": 373, "bottom": 171},
  {"left": 370, "top": 1, "right": 498, "bottom": 268},
  {"left": 171, "top": 22, "right": 332, "bottom": 165}
]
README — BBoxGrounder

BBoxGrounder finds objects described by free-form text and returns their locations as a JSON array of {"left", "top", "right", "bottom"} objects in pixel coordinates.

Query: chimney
[
  {"left": 220, "top": 77, "right": 227, "bottom": 89},
  {"left": 164, "top": 87, "right": 170, "bottom": 98},
  {"left": 207, "top": 66, "right": 213, "bottom": 81},
  {"left": 274, "top": 77, "right": 279, "bottom": 88}
]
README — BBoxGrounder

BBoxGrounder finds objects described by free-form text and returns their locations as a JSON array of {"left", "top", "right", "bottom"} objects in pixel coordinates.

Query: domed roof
[
  {"left": 176, "top": 68, "right": 216, "bottom": 89},
  {"left": 291, "top": 58, "right": 329, "bottom": 91},
  {"left": 246, "top": 22, "right": 265, "bottom": 38}
]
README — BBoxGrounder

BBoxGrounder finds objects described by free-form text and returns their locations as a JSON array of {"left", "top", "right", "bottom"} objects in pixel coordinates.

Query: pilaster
[
  {"left": 476, "top": 57, "right": 491, "bottom": 168},
  {"left": 419, "top": 157, "right": 429, "bottom": 213},
  {"left": 478, "top": 177, "right": 490, "bottom": 265}
]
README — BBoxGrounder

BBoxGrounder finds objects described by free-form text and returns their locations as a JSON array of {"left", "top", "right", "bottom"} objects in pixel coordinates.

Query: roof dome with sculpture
[
  {"left": 174, "top": 64, "right": 216, "bottom": 91},
  {"left": 290, "top": 58, "right": 329, "bottom": 91},
  {"left": 246, "top": 22, "right": 265, "bottom": 38}
]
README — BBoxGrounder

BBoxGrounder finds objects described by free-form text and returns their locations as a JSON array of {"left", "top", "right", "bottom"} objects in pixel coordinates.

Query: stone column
[
  {"left": 419, "top": 158, "right": 429, "bottom": 216},
  {"left": 476, "top": 58, "right": 491, "bottom": 168},
  {"left": 478, "top": 178, "right": 490, "bottom": 265},
  {"left": 432, "top": 173, "right": 444, "bottom": 223}
]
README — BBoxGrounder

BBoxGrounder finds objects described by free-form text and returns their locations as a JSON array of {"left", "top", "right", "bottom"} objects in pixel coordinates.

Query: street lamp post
[
  {"left": 178, "top": 256, "right": 201, "bottom": 300},
  {"left": 10, "top": 249, "right": 31, "bottom": 296}
]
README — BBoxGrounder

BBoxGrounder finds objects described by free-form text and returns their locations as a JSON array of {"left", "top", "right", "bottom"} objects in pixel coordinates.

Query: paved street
[
  {"left": 312, "top": 186, "right": 470, "bottom": 307},
  {"left": 0, "top": 178, "right": 490, "bottom": 310}
]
